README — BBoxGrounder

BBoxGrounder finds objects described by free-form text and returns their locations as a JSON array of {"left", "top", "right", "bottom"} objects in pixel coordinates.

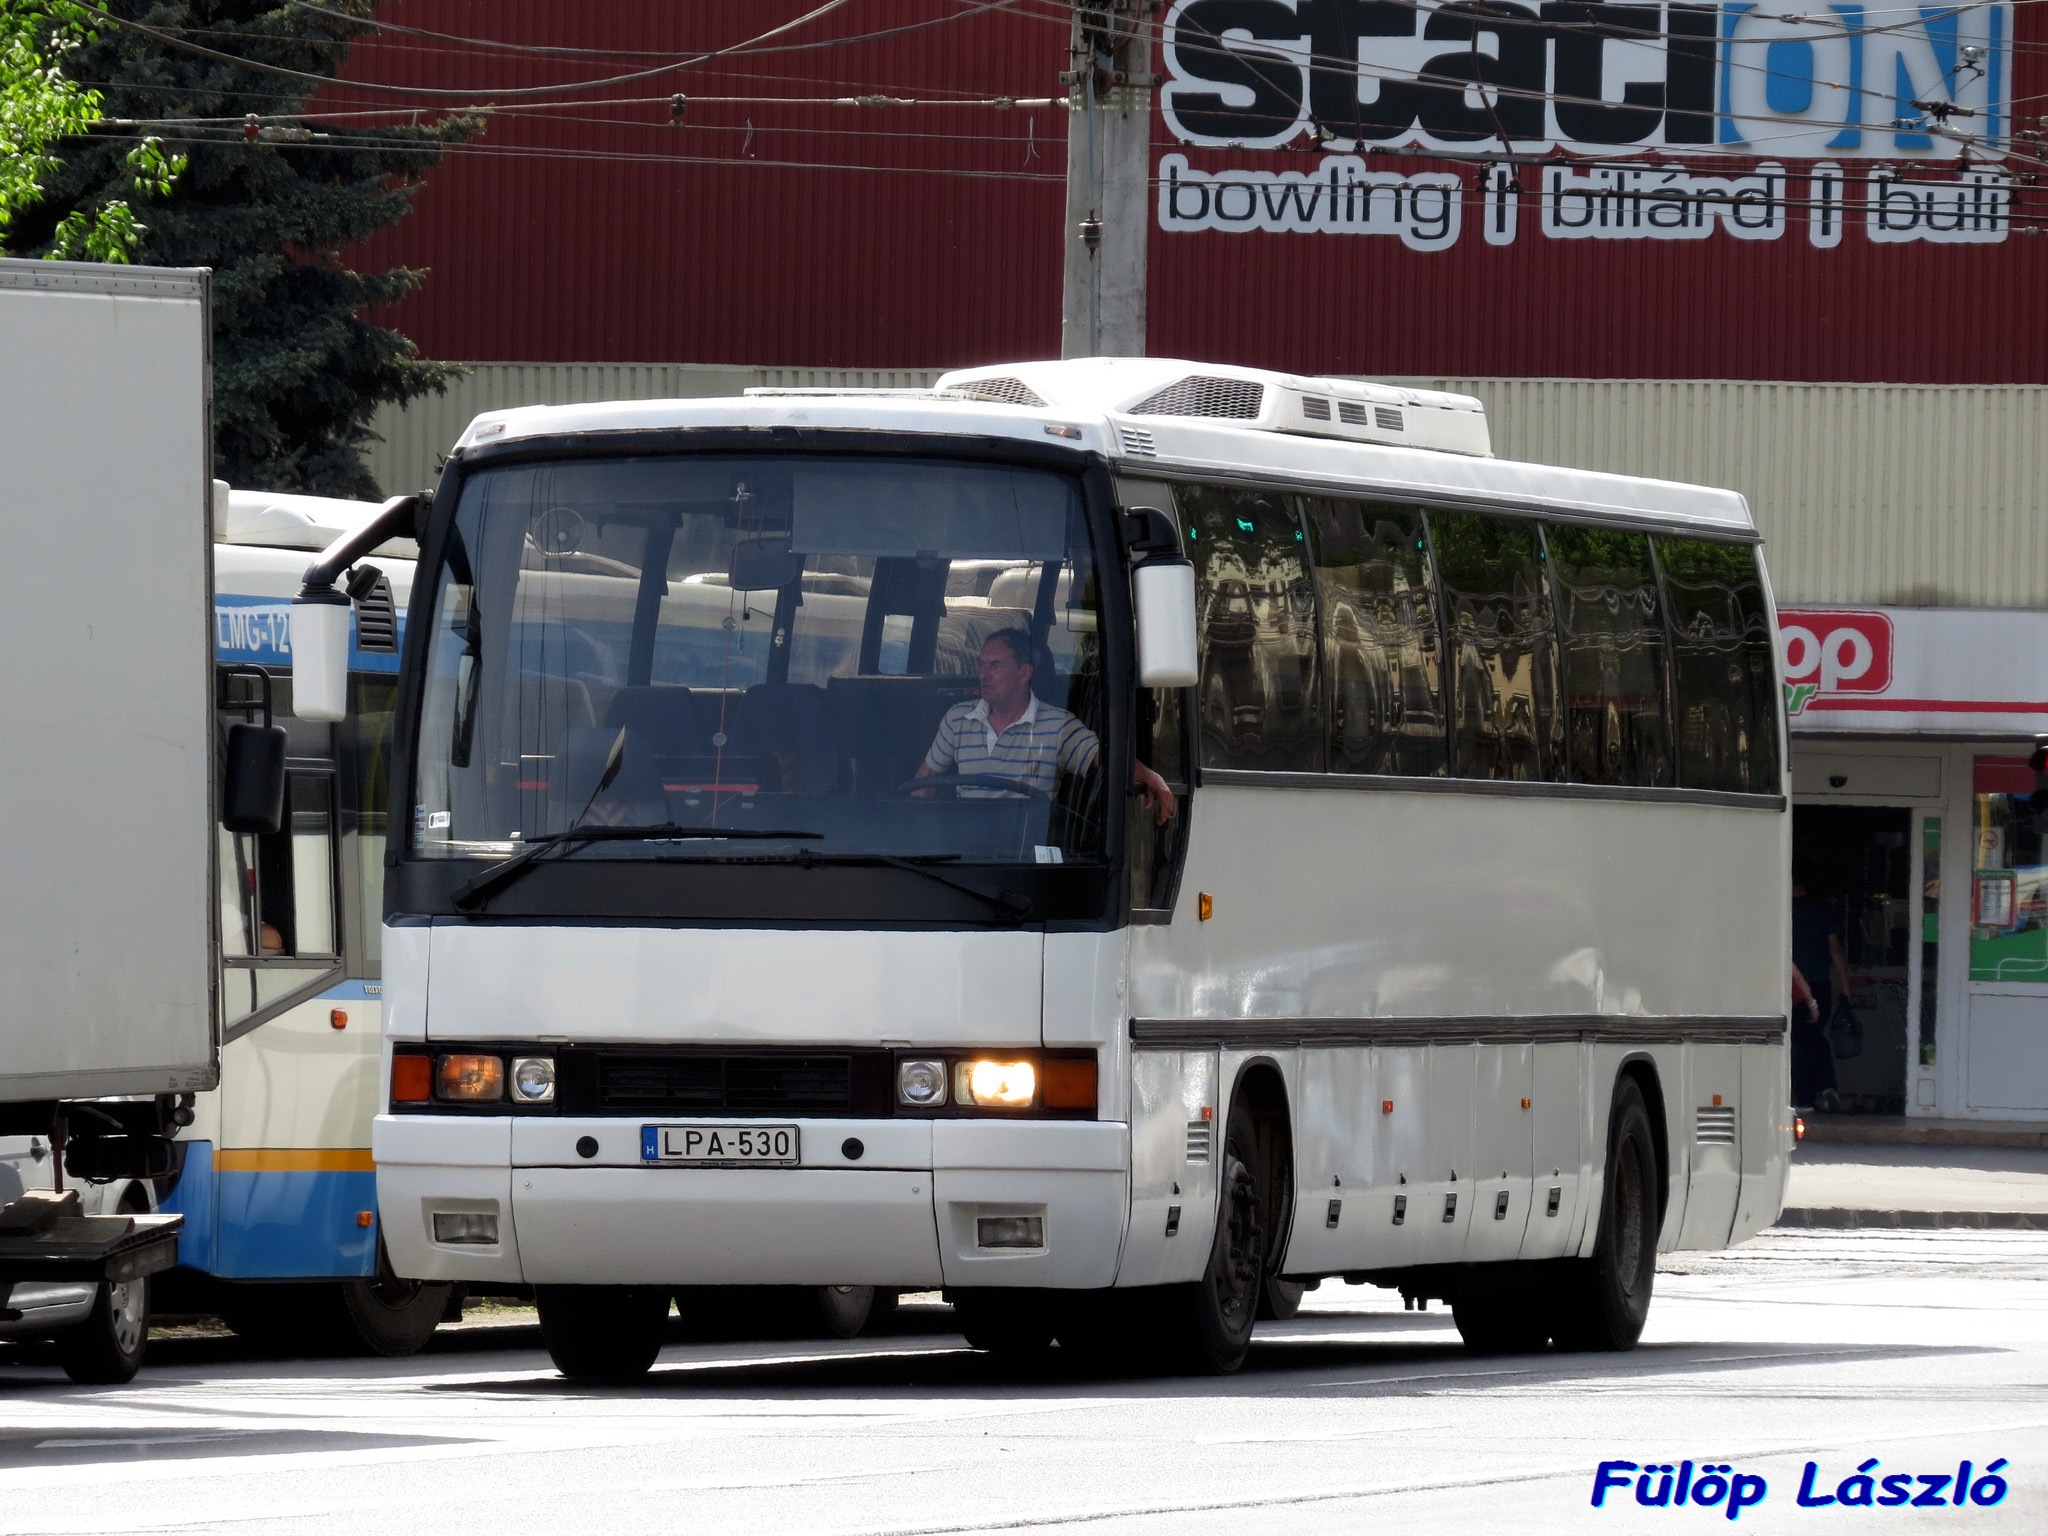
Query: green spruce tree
[{"left": 13, "top": 2, "right": 480, "bottom": 496}]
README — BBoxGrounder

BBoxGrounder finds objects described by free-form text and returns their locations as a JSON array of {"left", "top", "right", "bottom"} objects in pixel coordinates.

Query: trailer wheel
[
  {"left": 1551, "top": 1075, "right": 1659, "bottom": 1352},
  {"left": 56, "top": 1271, "right": 149, "bottom": 1385},
  {"left": 58, "top": 1189, "right": 152, "bottom": 1384},
  {"left": 537, "top": 1285, "right": 668, "bottom": 1380}
]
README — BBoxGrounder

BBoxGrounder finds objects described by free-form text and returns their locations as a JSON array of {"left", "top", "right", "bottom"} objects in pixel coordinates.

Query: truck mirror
[
  {"left": 291, "top": 589, "right": 352, "bottom": 722},
  {"left": 221, "top": 721, "right": 286, "bottom": 834},
  {"left": 1133, "top": 559, "right": 1198, "bottom": 689}
]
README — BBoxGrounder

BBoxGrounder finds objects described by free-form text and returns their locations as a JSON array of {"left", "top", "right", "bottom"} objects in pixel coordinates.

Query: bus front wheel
[
  {"left": 1550, "top": 1076, "right": 1659, "bottom": 1351},
  {"left": 1159, "top": 1101, "right": 1266, "bottom": 1375},
  {"left": 536, "top": 1285, "right": 669, "bottom": 1380}
]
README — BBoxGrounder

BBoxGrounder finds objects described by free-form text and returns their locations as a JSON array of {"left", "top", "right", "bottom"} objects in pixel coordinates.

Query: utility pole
[{"left": 1061, "top": 1, "right": 1151, "bottom": 359}]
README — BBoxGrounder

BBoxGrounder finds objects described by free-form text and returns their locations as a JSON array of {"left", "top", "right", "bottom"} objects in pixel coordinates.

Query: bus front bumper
[{"left": 372, "top": 1114, "right": 1129, "bottom": 1290}]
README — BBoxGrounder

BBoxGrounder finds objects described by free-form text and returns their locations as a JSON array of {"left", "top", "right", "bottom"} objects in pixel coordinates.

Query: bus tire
[
  {"left": 1551, "top": 1076, "right": 1659, "bottom": 1352},
  {"left": 58, "top": 1187, "right": 153, "bottom": 1384},
  {"left": 811, "top": 1285, "right": 875, "bottom": 1339},
  {"left": 1259, "top": 1276, "right": 1305, "bottom": 1321},
  {"left": 1160, "top": 1101, "right": 1266, "bottom": 1375},
  {"left": 338, "top": 1259, "right": 453, "bottom": 1358},
  {"left": 536, "top": 1285, "right": 668, "bottom": 1380},
  {"left": 950, "top": 1290, "right": 1056, "bottom": 1355},
  {"left": 1451, "top": 1293, "right": 1549, "bottom": 1354}
]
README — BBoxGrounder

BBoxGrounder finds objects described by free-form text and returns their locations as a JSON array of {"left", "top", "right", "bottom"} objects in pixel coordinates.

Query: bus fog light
[
  {"left": 976, "top": 1215, "right": 1044, "bottom": 1250},
  {"left": 510, "top": 1056, "right": 556, "bottom": 1104},
  {"left": 897, "top": 1058, "right": 948, "bottom": 1107},
  {"left": 435, "top": 1054, "right": 504, "bottom": 1102},
  {"left": 433, "top": 1211, "right": 499, "bottom": 1245},
  {"left": 957, "top": 1059, "right": 1035, "bottom": 1108}
]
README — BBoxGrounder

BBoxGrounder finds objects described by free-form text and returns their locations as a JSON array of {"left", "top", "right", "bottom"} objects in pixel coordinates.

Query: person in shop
[{"left": 1791, "top": 869, "right": 1851, "bottom": 1109}]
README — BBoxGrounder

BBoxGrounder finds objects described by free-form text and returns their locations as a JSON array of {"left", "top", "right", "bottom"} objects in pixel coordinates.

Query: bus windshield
[{"left": 411, "top": 454, "right": 1110, "bottom": 867}]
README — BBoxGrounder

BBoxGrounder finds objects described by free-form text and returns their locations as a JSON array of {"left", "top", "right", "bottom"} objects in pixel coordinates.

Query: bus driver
[{"left": 917, "top": 629, "right": 1175, "bottom": 825}]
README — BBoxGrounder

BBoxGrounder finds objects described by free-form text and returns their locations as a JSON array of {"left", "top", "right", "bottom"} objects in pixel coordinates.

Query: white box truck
[{"left": 0, "top": 258, "right": 223, "bottom": 1381}]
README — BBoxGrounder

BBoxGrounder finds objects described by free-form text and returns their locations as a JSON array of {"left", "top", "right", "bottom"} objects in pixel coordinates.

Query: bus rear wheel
[
  {"left": 950, "top": 1290, "right": 1056, "bottom": 1355},
  {"left": 1451, "top": 1292, "right": 1550, "bottom": 1354},
  {"left": 536, "top": 1285, "right": 669, "bottom": 1380},
  {"left": 1551, "top": 1076, "right": 1659, "bottom": 1352},
  {"left": 337, "top": 1255, "right": 452, "bottom": 1358}
]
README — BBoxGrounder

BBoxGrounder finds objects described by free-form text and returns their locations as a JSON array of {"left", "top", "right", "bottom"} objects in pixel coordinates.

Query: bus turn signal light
[
  {"left": 391, "top": 1054, "right": 431, "bottom": 1104},
  {"left": 436, "top": 1054, "right": 505, "bottom": 1103},
  {"left": 1041, "top": 1057, "right": 1097, "bottom": 1111}
]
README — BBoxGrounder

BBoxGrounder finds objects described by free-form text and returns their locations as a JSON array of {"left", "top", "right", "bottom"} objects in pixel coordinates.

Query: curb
[{"left": 1777, "top": 1207, "right": 2048, "bottom": 1231}]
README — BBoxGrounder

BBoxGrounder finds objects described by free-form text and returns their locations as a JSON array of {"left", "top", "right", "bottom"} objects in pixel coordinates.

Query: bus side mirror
[
  {"left": 291, "top": 590, "right": 351, "bottom": 722},
  {"left": 217, "top": 663, "right": 286, "bottom": 834},
  {"left": 221, "top": 722, "right": 287, "bottom": 834},
  {"left": 1134, "top": 559, "right": 1198, "bottom": 688}
]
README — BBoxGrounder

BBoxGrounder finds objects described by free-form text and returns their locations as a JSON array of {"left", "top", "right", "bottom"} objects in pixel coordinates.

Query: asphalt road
[{"left": 2, "top": 1229, "right": 2044, "bottom": 1535}]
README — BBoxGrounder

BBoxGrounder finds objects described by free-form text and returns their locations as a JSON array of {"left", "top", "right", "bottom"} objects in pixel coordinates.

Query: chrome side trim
[
  {"left": 1196, "top": 767, "right": 1786, "bottom": 812},
  {"left": 1130, "top": 1015, "right": 1789, "bottom": 1049}
]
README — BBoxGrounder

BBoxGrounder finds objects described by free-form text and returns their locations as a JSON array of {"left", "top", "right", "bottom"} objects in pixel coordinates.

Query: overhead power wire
[
  {"left": 69, "top": 0, "right": 864, "bottom": 99},
  {"left": 283, "top": 0, "right": 1026, "bottom": 64}
]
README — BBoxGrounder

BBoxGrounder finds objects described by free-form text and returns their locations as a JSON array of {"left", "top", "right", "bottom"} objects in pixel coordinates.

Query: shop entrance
[{"left": 1792, "top": 806, "right": 1913, "bottom": 1115}]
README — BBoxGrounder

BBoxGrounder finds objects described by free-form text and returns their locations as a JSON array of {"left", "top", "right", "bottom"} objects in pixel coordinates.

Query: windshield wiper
[
  {"left": 781, "top": 849, "right": 1037, "bottom": 921},
  {"left": 450, "top": 824, "right": 823, "bottom": 912}
]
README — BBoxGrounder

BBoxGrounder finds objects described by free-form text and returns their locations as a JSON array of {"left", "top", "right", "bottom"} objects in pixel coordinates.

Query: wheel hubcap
[{"left": 108, "top": 1279, "right": 147, "bottom": 1356}]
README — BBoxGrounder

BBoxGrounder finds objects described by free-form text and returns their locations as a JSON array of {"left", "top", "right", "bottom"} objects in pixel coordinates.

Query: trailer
[{"left": 0, "top": 258, "right": 225, "bottom": 1382}]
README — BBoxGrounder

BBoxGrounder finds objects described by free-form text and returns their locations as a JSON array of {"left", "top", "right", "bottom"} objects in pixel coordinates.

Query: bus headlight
[
  {"left": 897, "top": 1058, "right": 948, "bottom": 1108},
  {"left": 510, "top": 1056, "right": 556, "bottom": 1104},
  {"left": 957, "top": 1059, "right": 1036, "bottom": 1109},
  {"left": 435, "top": 1053, "right": 504, "bottom": 1102}
]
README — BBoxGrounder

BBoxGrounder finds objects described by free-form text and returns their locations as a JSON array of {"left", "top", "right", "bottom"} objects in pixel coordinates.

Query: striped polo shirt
[{"left": 924, "top": 695, "right": 1100, "bottom": 796}]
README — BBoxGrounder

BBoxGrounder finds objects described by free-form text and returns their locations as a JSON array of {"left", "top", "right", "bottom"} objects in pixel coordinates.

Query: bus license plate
[{"left": 640, "top": 1124, "right": 800, "bottom": 1166}]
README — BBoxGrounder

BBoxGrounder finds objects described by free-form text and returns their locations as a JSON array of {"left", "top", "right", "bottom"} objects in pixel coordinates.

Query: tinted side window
[
  {"left": 1547, "top": 525, "right": 1673, "bottom": 787},
  {"left": 1656, "top": 537, "right": 1781, "bottom": 793},
  {"left": 1176, "top": 485, "right": 1323, "bottom": 772},
  {"left": 1303, "top": 498, "right": 1446, "bottom": 777},
  {"left": 1431, "top": 512, "right": 1562, "bottom": 781}
]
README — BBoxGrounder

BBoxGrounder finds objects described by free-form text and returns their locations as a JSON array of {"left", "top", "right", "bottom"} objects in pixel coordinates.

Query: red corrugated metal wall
[{"left": 338, "top": 2, "right": 2048, "bottom": 383}]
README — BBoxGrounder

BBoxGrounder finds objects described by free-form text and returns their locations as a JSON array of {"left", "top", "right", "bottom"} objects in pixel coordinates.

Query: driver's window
[{"left": 219, "top": 770, "right": 341, "bottom": 1027}]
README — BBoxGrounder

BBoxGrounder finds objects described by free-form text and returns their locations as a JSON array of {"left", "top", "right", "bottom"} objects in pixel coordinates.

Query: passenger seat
[{"left": 730, "top": 684, "right": 839, "bottom": 794}]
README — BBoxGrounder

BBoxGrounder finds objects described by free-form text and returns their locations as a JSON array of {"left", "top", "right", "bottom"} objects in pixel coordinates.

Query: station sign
[{"left": 1156, "top": 1, "right": 2017, "bottom": 249}]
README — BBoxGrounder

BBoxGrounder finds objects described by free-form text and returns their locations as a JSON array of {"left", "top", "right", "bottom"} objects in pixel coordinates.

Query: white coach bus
[{"left": 292, "top": 359, "right": 1791, "bottom": 1378}]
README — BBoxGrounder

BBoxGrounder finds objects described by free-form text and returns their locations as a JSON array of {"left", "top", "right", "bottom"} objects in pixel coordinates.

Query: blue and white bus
[{"left": 155, "top": 490, "right": 441, "bottom": 1353}]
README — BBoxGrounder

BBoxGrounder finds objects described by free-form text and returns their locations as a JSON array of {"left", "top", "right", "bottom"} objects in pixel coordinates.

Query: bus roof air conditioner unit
[{"left": 932, "top": 359, "right": 1491, "bottom": 457}]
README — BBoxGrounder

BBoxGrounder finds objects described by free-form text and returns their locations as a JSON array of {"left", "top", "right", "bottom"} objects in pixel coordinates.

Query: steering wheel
[{"left": 895, "top": 771, "right": 1053, "bottom": 804}]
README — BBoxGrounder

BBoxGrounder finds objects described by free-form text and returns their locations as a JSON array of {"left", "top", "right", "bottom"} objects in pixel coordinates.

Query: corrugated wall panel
[
  {"left": 331, "top": 5, "right": 2048, "bottom": 384},
  {"left": 1397, "top": 379, "right": 2048, "bottom": 609},
  {"left": 368, "top": 368, "right": 2048, "bottom": 610},
  {"left": 336, "top": 2, "right": 1069, "bottom": 371}
]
